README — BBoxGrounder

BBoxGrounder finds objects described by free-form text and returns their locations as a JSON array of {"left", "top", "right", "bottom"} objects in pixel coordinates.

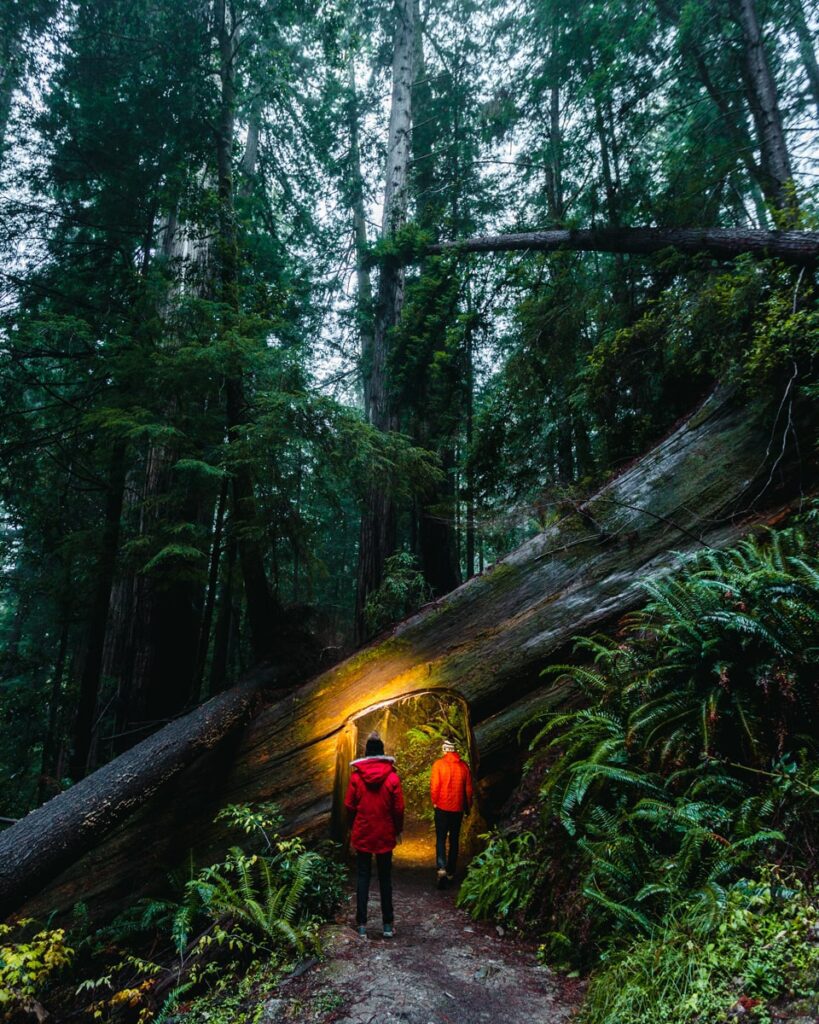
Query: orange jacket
[{"left": 430, "top": 752, "right": 473, "bottom": 813}]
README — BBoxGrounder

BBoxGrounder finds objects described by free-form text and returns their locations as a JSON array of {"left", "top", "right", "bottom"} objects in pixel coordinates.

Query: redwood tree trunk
[
  {"left": 354, "top": 0, "right": 416, "bottom": 642},
  {"left": 346, "top": 55, "right": 375, "bottom": 414},
  {"left": 192, "top": 477, "right": 228, "bottom": 701},
  {"left": 70, "top": 440, "right": 127, "bottom": 779},
  {"left": 731, "top": 0, "right": 796, "bottom": 220},
  {"left": 214, "top": 0, "right": 278, "bottom": 661},
  {"left": 0, "top": 667, "right": 273, "bottom": 919}
]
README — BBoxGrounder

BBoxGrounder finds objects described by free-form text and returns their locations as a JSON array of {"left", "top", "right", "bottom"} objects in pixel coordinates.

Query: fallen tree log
[
  {"left": 6, "top": 385, "right": 813, "bottom": 923},
  {"left": 0, "top": 666, "right": 275, "bottom": 919},
  {"left": 425, "top": 227, "right": 819, "bottom": 264}
]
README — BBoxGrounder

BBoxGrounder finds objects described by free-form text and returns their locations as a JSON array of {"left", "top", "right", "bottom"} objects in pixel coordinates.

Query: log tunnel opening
[{"left": 330, "top": 690, "right": 484, "bottom": 871}]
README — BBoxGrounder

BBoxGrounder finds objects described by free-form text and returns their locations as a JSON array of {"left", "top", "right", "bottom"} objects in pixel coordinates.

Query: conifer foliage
[{"left": 0, "top": 0, "right": 816, "bottom": 814}]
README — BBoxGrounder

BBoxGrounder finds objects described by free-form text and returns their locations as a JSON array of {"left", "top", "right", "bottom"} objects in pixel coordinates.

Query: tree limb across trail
[
  {"left": 425, "top": 227, "right": 819, "bottom": 263},
  {"left": 2, "top": 386, "right": 812, "bottom": 924}
]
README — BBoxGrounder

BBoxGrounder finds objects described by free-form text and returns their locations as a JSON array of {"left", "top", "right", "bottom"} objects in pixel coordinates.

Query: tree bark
[
  {"left": 354, "top": 0, "right": 416, "bottom": 642},
  {"left": 346, "top": 56, "right": 375, "bottom": 416},
  {"left": 417, "top": 445, "right": 460, "bottom": 597},
  {"left": 209, "top": 535, "right": 237, "bottom": 694},
  {"left": 545, "top": 20, "right": 564, "bottom": 223},
  {"left": 425, "top": 227, "right": 819, "bottom": 263},
  {"left": 118, "top": 434, "right": 203, "bottom": 735},
  {"left": 38, "top": 618, "right": 70, "bottom": 805},
  {"left": 464, "top": 303, "right": 475, "bottom": 579},
  {"left": 192, "top": 477, "right": 228, "bottom": 701},
  {"left": 69, "top": 441, "right": 127, "bottom": 779},
  {"left": 214, "top": 0, "right": 279, "bottom": 662},
  {"left": 656, "top": 0, "right": 770, "bottom": 221},
  {"left": 731, "top": 0, "right": 796, "bottom": 220},
  {"left": 9, "top": 384, "right": 812, "bottom": 924},
  {"left": 0, "top": 667, "right": 273, "bottom": 919}
]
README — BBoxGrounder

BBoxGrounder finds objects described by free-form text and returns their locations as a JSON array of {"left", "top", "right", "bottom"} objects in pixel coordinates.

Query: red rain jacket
[
  {"left": 430, "top": 751, "right": 473, "bottom": 813},
  {"left": 344, "top": 756, "right": 405, "bottom": 854}
]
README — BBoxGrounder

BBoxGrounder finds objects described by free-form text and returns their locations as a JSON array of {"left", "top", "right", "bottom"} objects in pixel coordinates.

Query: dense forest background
[{"left": 0, "top": 0, "right": 817, "bottom": 819}]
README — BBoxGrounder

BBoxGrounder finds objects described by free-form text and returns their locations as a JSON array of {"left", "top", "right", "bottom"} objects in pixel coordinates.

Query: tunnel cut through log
[{"left": 330, "top": 690, "right": 482, "bottom": 866}]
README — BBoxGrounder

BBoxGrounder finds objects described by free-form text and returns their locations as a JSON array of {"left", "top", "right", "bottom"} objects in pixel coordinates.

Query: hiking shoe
[
  {"left": 436, "top": 868, "right": 447, "bottom": 889},
  {"left": 383, "top": 923, "right": 394, "bottom": 939},
  {"left": 447, "top": 873, "right": 455, "bottom": 882},
  {"left": 357, "top": 924, "right": 367, "bottom": 938}
]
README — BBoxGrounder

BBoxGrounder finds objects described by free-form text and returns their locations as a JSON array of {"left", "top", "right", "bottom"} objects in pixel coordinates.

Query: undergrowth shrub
[
  {"left": 583, "top": 870, "right": 819, "bottom": 1024},
  {"left": 460, "top": 522, "right": 819, "bottom": 1019},
  {"left": 2, "top": 802, "right": 343, "bottom": 1023},
  {"left": 0, "top": 921, "right": 74, "bottom": 1018},
  {"left": 456, "top": 831, "right": 537, "bottom": 921},
  {"left": 148, "top": 802, "right": 345, "bottom": 1018}
]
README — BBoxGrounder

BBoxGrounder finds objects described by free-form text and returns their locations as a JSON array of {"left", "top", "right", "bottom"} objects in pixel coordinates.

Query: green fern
[{"left": 466, "top": 524, "right": 819, "bottom": 952}]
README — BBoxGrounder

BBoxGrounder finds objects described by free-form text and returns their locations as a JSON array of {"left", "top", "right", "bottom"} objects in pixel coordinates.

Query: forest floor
[{"left": 256, "top": 823, "right": 583, "bottom": 1024}]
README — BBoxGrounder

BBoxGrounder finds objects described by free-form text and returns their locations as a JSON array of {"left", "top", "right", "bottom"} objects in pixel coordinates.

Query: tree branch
[{"left": 425, "top": 227, "right": 819, "bottom": 264}]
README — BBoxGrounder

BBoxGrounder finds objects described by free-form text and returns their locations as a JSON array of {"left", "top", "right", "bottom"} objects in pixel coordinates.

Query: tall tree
[
  {"left": 355, "top": 0, "right": 416, "bottom": 641},
  {"left": 731, "top": 0, "right": 796, "bottom": 220}
]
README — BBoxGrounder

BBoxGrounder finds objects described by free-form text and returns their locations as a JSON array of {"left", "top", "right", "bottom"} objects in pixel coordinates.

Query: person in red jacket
[
  {"left": 344, "top": 731, "right": 405, "bottom": 938},
  {"left": 430, "top": 738, "right": 473, "bottom": 887}
]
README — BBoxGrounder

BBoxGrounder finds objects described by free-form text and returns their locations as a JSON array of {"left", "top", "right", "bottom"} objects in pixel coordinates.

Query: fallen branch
[{"left": 426, "top": 227, "right": 819, "bottom": 264}]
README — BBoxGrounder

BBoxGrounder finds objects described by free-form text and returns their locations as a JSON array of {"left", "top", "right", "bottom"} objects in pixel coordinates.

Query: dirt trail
[{"left": 263, "top": 831, "right": 579, "bottom": 1024}]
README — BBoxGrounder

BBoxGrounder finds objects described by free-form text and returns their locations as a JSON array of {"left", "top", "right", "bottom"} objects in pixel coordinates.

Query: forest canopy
[
  {"left": 0, "top": 0, "right": 817, "bottom": 816},
  {"left": 0, "top": 1, "right": 817, "bottom": 1022}
]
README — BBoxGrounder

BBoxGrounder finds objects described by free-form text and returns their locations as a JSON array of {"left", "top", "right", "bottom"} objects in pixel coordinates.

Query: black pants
[
  {"left": 356, "top": 851, "right": 393, "bottom": 925},
  {"left": 435, "top": 808, "right": 463, "bottom": 875}
]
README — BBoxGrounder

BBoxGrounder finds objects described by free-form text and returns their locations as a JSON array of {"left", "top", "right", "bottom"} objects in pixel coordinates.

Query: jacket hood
[{"left": 351, "top": 755, "right": 396, "bottom": 788}]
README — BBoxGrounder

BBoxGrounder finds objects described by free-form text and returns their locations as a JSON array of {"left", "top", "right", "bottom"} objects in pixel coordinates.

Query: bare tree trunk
[
  {"left": 346, "top": 56, "right": 375, "bottom": 415},
  {"left": 192, "top": 477, "right": 228, "bottom": 701},
  {"left": 731, "top": 0, "right": 797, "bottom": 220},
  {"left": 209, "top": 535, "right": 237, "bottom": 694},
  {"left": 38, "top": 618, "right": 70, "bottom": 804},
  {"left": 464, "top": 300, "right": 475, "bottom": 579},
  {"left": 545, "top": 20, "right": 564, "bottom": 223},
  {"left": 656, "top": 0, "right": 769, "bottom": 222},
  {"left": 594, "top": 97, "right": 619, "bottom": 226},
  {"left": 406, "top": 0, "right": 461, "bottom": 600},
  {"left": 239, "top": 96, "right": 262, "bottom": 198},
  {"left": 556, "top": 408, "right": 574, "bottom": 484},
  {"left": 418, "top": 445, "right": 460, "bottom": 596},
  {"left": 214, "top": 0, "right": 279, "bottom": 662},
  {"left": 70, "top": 441, "right": 127, "bottom": 779},
  {"left": 354, "top": 0, "right": 416, "bottom": 642}
]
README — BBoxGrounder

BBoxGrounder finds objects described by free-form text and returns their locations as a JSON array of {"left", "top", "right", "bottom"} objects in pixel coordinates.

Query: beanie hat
[
  {"left": 442, "top": 739, "right": 456, "bottom": 753},
  {"left": 365, "top": 731, "right": 385, "bottom": 756}
]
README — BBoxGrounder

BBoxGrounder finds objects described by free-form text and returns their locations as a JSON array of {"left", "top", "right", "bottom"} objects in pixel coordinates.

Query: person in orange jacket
[{"left": 430, "top": 738, "right": 473, "bottom": 887}]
